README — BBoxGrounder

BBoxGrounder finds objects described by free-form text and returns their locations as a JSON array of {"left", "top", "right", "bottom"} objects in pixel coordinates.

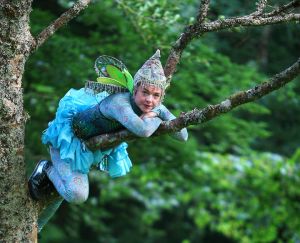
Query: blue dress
[
  {"left": 42, "top": 88, "right": 132, "bottom": 178},
  {"left": 42, "top": 87, "right": 188, "bottom": 178},
  {"left": 38, "top": 87, "right": 188, "bottom": 233}
]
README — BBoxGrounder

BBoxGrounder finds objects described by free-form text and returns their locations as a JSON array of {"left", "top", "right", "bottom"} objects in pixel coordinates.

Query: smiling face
[{"left": 133, "top": 84, "right": 163, "bottom": 113}]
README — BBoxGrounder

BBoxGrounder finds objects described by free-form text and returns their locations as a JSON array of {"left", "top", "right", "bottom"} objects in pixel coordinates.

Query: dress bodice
[{"left": 72, "top": 93, "right": 144, "bottom": 139}]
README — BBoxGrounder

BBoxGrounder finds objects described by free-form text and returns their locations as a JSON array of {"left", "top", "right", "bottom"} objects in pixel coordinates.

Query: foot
[{"left": 28, "top": 160, "right": 54, "bottom": 200}]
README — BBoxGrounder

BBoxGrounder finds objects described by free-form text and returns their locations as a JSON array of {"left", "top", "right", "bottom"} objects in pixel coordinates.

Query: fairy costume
[
  {"left": 42, "top": 50, "right": 187, "bottom": 178},
  {"left": 30, "top": 50, "right": 188, "bottom": 232}
]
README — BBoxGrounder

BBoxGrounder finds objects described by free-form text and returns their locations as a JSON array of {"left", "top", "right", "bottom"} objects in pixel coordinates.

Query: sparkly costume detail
[{"left": 134, "top": 50, "right": 168, "bottom": 90}]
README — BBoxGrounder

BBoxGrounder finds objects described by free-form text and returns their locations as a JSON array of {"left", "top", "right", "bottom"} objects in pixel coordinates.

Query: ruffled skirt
[{"left": 42, "top": 88, "right": 132, "bottom": 178}]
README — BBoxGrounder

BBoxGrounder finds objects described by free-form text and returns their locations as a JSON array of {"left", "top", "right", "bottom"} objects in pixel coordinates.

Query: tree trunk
[{"left": 0, "top": 1, "right": 37, "bottom": 242}]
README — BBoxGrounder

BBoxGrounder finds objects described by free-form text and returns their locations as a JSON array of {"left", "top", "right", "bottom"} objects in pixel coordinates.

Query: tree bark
[
  {"left": 0, "top": 1, "right": 38, "bottom": 242},
  {"left": 0, "top": 1, "right": 90, "bottom": 241}
]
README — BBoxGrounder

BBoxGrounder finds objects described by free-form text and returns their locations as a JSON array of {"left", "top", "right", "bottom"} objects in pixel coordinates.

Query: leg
[
  {"left": 47, "top": 147, "right": 89, "bottom": 203},
  {"left": 31, "top": 148, "right": 89, "bottom": 233},
  {"left": 28, "top": 159, "right": 63, "bottom": 233}
]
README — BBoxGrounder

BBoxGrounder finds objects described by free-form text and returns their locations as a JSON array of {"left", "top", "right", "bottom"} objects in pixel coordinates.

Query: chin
[
  {"left": 142, "top": 109, "right": 150, "bottom": 113},
  {"left": 140, "top": 106, "right": 151, "bottom": 113}
]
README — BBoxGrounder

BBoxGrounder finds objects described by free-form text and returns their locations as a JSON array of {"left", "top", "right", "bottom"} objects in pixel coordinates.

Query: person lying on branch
[{"left": 28, "top": 50, "right": 188, "bottom": 232}]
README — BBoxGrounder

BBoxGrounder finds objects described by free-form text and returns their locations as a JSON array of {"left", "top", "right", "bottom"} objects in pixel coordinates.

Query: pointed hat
[{"left": 134, "top": 50, "right": 167, "bottom": 90}]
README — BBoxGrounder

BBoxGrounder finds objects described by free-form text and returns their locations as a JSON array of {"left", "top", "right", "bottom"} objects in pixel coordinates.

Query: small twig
[
  {"left": 31, "top": 0, "right": 91, "bottom": 52},
  {"left": 196, "top": 0, "right": 211, "bottom": 23},
  {"left": 252, "top": 0, "right": 268, "bottom": 16},
  {"left": 263, "top": 0, "right": 300, "bottom": 17}
]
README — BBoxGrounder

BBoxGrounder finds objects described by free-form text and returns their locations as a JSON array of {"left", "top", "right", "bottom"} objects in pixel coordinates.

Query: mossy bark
[
  {"left": 0, "top": 1, "right": 91, "bottom": 241},
  {"left": 0, "top": 1, "right": 38, "bottom": 242}
]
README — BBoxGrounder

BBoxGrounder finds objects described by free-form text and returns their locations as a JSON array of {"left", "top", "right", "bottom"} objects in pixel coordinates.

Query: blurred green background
[{"left": 25, "top": 0, "right": 300, "bottom": 242}]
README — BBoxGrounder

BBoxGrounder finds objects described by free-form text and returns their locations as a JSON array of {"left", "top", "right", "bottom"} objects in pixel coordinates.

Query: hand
[{"left": 140, "top": 111, "right": 158, "bottom": 119}]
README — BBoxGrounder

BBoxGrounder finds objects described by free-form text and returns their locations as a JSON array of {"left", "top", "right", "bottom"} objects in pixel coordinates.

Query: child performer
[{"left": 28, "top": 50, "right": 188, "bottom": 232}]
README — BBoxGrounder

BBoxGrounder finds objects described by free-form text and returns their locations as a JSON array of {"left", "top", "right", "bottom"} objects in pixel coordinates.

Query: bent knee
[
  {"left": 65, "top": 187, "right": 89, "bottom": 203},
  {"left": 64, "top": 177, "right": 89, "bottom": 203},
  {"left": 69, "top": 192, "right": 88, "bottom": 204}
]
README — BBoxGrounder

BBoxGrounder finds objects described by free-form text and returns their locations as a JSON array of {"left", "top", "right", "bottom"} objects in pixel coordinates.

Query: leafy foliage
[{"left": 40, "top": 148, "right": 300, "bottom": 243}]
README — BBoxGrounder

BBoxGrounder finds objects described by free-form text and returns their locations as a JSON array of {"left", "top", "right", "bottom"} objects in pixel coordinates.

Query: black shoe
[{"left": 28, "top": 160, "right": 55, "bottom": 200}]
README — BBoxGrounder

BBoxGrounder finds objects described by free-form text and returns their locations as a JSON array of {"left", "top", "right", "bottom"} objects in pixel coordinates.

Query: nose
[{"left": 145, "top": 95, "right": 152, "bottom": 103}]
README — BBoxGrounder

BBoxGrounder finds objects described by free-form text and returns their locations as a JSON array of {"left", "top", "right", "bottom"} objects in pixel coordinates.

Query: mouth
[{"left": 143, "top": 104, "right": 152, "bottom": 110}]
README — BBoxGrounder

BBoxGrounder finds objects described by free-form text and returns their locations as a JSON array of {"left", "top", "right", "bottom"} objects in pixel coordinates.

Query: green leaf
[{"left": 124, "top": 69, "right": 134, "bottom": 93}]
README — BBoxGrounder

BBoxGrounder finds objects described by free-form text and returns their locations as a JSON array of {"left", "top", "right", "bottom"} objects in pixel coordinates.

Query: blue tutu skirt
[{"left": 42, "top": 88, "right": 132, "bottom": 178}]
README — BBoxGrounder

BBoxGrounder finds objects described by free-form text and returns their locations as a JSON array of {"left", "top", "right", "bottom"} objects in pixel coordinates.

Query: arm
[
  {"left": 100, "top": 93, "right": 162, "bottom": 137},
  {"left": 152, "top": 104, "right": 188, "bottom": 142}
]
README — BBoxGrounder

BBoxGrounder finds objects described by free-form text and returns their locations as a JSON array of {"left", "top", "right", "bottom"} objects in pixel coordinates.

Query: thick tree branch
[
  {"left": 30, "top": 0, "right": 91, "bottom": 52},
  {"left": 164, "top": 5, "right": 300, "bottom": 81},
  {"left": 86, "top": 58, "right": 300, "bottom": 151},
  {"left": 192, "top": 13, "right": 300, "bottom": 36}
]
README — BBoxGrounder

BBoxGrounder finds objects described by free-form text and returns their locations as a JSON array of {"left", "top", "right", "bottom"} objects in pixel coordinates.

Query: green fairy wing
[
  {"left": 124, "top": 69, "right": 134, "bottom": 93},
  {"left": 95, "top": 55, "right": 126, "bottom": 77},
  {"left": 96, "top": 77, "right": 127, "bottom": 88},
  {"left": 106, "top": 65, "right": 127, "bottom": 88},
  {"left": 94, "top": 55, "right": 134, "bottom": 93}
]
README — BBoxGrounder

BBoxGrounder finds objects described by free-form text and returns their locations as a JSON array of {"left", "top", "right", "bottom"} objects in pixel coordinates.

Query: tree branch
[
  {"left": 196, "top": 0, "right": 211, "bottom": 23},
  {"left": 31, "top": 0, "right": 91, "bottom": 52},
  {"left": 192, "top": 13, "right": 300, "bottom": 36},
  {"left": 264, "top": 0, "right": 300, "bottom": 17},
  {"left": 164, "top": 4, "right": 300, "bottom": 81},
  {"left": 252, "top": 0, "right": 268, "bottom": 16},
  {"left": 164, "top": 0, "right": 211, "bottom": 82},
  {"left": 86, "top": 58, "right": 300, "bottom": 151}
]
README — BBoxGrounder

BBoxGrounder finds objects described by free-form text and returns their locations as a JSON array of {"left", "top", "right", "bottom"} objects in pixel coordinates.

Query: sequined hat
[{"left": 133, "top": 50, "right": 167, "bottom": 90}]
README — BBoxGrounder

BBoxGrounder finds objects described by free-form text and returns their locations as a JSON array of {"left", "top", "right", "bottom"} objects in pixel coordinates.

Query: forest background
[{"left": 25, "top": 0, "right": 300, "bottom": 242}]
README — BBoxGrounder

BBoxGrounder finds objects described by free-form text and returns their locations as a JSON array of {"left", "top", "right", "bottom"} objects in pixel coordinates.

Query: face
[{"left": 133, "top": 84, "right": 162, "bottom": 113}]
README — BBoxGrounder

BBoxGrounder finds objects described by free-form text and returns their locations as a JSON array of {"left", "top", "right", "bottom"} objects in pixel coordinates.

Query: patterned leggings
[
  {"left": 47, "top": 147, "right": 89, "bottom": 203},
  {"left": 38, "top": 148, "right": 89, "bottom": 232}
]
